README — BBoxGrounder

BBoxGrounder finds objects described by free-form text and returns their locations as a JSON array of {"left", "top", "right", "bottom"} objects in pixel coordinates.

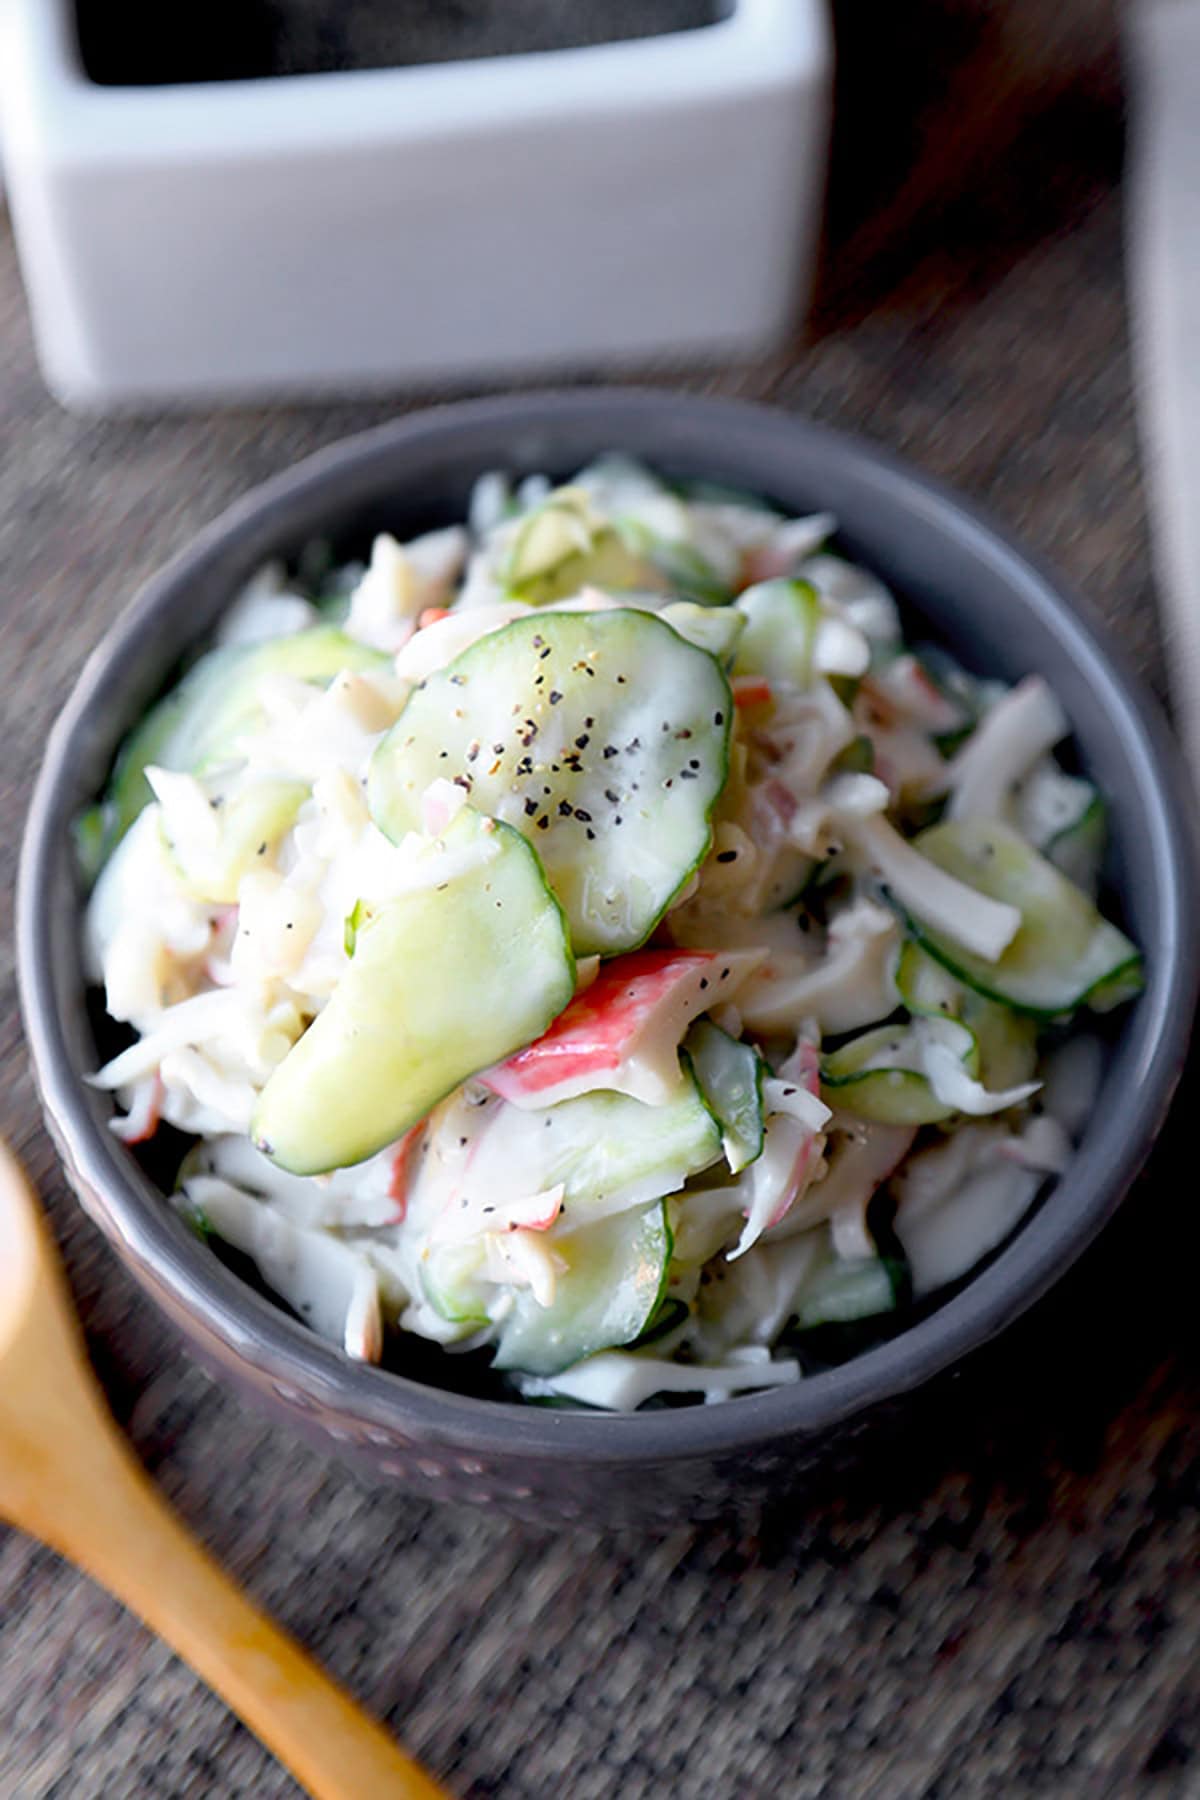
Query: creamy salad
[{"left": 81, "top": 458, "right": 1142, "bottom": 1410}]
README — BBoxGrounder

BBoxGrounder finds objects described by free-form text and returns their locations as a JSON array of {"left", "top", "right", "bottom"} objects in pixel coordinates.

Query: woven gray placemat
[{"left": 0, "top": 10, "right": 1196, "bottom": 1793}]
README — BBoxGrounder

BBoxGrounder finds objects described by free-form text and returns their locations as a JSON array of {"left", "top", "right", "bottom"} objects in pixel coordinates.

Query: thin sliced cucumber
[
  {"left": 963, "top": 991, "right": 1039, "bottom": 1092},
  {"left": 252, "top": 806, "right": 575, "bottom": 1174},
  {"left": 1046, "top": 793, "right": 1106, "bottom": 895},
  {"left": 156, "top": 773, "right": 308, "bottom": 905},
  {"left": 503, "top": 487, "right": 656, "bottom": 604},
  {"left": 848, "top": 814, "right": 1022, "bottom": 964},
  {"left": 896, "top": 941, "right": 1038, "bottom": 1093},
  {"left": 801, "top": 554, "right": 900, "bottom": 653},
  {"left": 1016, "top": 764, "right": 1096, "bottom": 853},
  {"left": 93, "top": 626, "right": 387, "bottom": 868},
  {"left": 558, "top": 458, "right": 732, "bottom": 602},
  {"left": 733, "top": 579, "right": 821, "bottom": 688},
  {"left": 421, "top": 1243, "right": 493, "bottom": 1327},
  {"left": 660, "top": 601, "right": 745, "bottom": 663},
  {"left": 493, "top": 1203, "right": 673, "bottom": 1376},
  {"left": 503, "top": 486, "right": 593, "bottom": 588},
  {"left": 368, "top": 609, "right": 732, "bottom": 956},
  {"left": 683, "top": 1020, "right": 765, "bottom": 1174},
  {"left": 820, "top": 1019, "right": 980, "bottom": 1126},
  {"left": 908, "top": 819, "right": 1142, "bottom": 1017},
  {"left": 793, "top": 1254, "right": 900, "bottom": 1330},
  {"left": 437, "top": 1069, "right": 723, "bottom": 1231},
  {"left": 615, "top": 519, "right": 730, "bottom": 606},
  {"left": 630, "top": 1294, "right": 691, "bottom": 1350},
  {"left": 894, "top": 939, "right": 962, "bottom": 1018}
]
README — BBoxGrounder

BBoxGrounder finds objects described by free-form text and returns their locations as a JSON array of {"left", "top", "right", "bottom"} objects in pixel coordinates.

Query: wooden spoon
[{"left": 0, "top": 1140, "right": 449, "bottom": 1800}]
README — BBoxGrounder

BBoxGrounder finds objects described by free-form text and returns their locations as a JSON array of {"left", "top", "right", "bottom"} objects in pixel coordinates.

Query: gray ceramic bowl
[{"left": 18, "top": 391, "right": 1199, "bottom": 1528}]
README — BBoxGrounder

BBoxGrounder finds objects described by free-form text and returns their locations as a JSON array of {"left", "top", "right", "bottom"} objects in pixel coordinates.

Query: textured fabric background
[{"left": 1, "top": 5, "right": 1197, "bottom": 1796}]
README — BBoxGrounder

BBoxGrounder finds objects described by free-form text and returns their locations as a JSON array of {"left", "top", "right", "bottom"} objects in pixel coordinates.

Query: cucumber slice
[
  {"left": 894, "top": 938, "right": 962, "bottom": 1018},
  {"left": 252, "top": 807, "right": 575, "bottom": 1174},
  {"left": 1016, "top": 764, "right": 1096, "bottom": 853},
  {"left": 368, "top": 610, "right": 732, "bottom": 956},
  {"left": 793, "top": 1254, "right": 900, "bottom": 1329},
  {"left": 847, "top": 814, "right": 1022, "bottom": 964},
  {"left": 1046, "top": 793, "right": 1106, "bottom": 896},
  {"left": 155, "top": 772, "right": 308, "bottom": 904},
  {"left": 801, "top": 554, "right": 901, "bottom": 649},
  {"left": 504, "top": 487, "right": 593, "bottom": 585},
  {"left": 660, "top": 601, "right": 745, "bottom": 663},
  {"left": 503, "top": 487, "right": 656, "bottom": 605},
  {"left": 968, "top": 1000, "right": 1040, "bottom": 1096},
  {"left": 493, "top": 1202, "right": 672, "bottom": 1376},
  {"left": 630, "top": 1295, "right": 691, "bottom": 1350},
  {"left": 434, "top": 1070, "right": 723, "bottom": 1231},
  {"left": 683, "top": 1020, "right": 765, "bottom": 1174},
  {"left": 734, "top": 579, "right": 821, "bottom": 688},
  {"left": 614, "top": 519, "right": 730, "bottom": 606},
  {"left": 907, "top": 819, "right": 1142, "bottom": 1017},
  {"left": 420, "top": 1242, "right": 494, "bottom": 1328},
  {"left": 820, "top": 1019, "right": 980, "bottom": 1126},
  {"left": 94, "top": 626, "right": 388, "bottom": 867},
  {"left": 535, "top": 460, "right": 732, "bottom": 603},
  {"left": 896, "top": 942, "right": 1038, "bottom": 1093}
]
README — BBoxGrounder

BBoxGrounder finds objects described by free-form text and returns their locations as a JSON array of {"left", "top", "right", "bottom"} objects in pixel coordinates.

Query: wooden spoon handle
[
  {"left": 40, "top": 1427, "right": 448, "bottom": 1800},
  {"left": 0, "top": 1144, "right": 445, "bottom": 1797}
]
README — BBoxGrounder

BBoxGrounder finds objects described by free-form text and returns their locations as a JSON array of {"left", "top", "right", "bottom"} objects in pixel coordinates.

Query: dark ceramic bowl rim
[{"left": 18, "top": 389, "right": 1200, "bottom": 1469}]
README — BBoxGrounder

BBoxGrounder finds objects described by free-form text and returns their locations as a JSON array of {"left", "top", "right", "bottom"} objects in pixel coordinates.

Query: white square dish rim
[{"left": 3, "top": 0, "right": 828, "bottom": 164}]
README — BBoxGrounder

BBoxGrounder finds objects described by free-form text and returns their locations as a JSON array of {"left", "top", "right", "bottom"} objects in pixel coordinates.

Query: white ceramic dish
[{"left": 0, "top": 1, "right": 831, "bottom": 410}]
